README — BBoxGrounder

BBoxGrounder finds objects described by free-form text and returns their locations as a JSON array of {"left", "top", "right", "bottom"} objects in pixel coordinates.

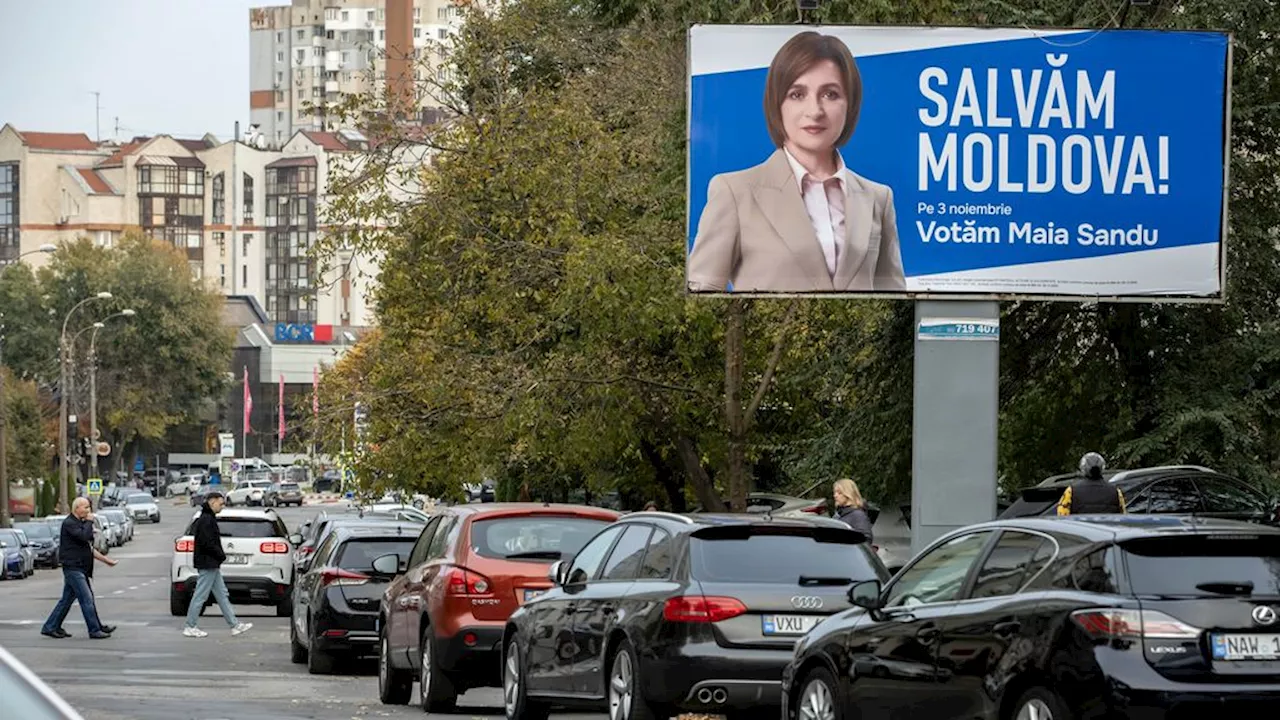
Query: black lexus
[
  {"left": 502, "top": 512, "right": 886, "bottom": 720},
  {"left": 782, "top": 515, "right": 1280, "bottom": 720}
]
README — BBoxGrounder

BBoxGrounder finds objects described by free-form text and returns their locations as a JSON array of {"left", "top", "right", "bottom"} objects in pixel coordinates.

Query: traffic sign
[
  {"left": 96, "top": 441, "right": 111, "bottom": 457},
  {"left": 87, "top": 478, "right": 103, "bottom": 496},
  {"left": 219, "top": 433, "right": 235, "bottom": 457}
]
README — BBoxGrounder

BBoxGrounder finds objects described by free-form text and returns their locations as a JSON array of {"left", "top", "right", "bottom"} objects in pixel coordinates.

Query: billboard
[
  {"left": 686, "top": 26, "right": 1231, "bottom": 300},
  {"left": 8, "top": 484, "right": 35, "bottom": 516}
]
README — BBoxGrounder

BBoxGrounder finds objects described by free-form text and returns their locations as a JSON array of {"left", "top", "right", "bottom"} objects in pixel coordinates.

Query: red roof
[
  {"left": 19, "top": 131, "right": 97, "bottom": 152},
  {"left": 77, "top": 168, "right": 115, "bottom": 194},
  {"left": 99, "top": 140, "right": 146, "bottom": 167},
  {"left": 301, "top": 131, "right": 348, "bottom": 152},
  {"left": 178, "top": 138, "right": 213, "bottom": 152}
]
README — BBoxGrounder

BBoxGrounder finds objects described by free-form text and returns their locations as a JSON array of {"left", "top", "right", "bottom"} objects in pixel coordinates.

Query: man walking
[
  {"left": 41, "top": 497, "right": 117, "bottom": 639},
  {"left": 1057, "top": 452, "right": 1127, "bottom": 516},
  {"left": 184, "top": 490, "right": 251, "bottom": 637}
]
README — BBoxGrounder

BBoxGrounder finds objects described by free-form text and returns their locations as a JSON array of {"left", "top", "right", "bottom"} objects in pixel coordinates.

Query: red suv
[{"left": 377, "top": 503, "right": 620, "bottom": 710}]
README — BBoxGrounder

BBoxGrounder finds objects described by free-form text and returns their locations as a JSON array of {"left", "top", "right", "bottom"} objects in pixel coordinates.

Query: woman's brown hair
[{"left": 763, "top": 31, "right": 863, "bottom": 149}]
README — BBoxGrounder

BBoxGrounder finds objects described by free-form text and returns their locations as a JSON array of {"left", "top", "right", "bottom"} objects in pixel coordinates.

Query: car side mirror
[
  {"left": 288, "top": 533, "right": 303, "bottom": 546},
  {"left": 848, "top": 580, "right": 884, "bottom": 611},
  {"left": 547, "top": 560, "right": 567, "bottom": 586},
  {"left": 372, "top": 553, "right": 401, "bottom": 576}
]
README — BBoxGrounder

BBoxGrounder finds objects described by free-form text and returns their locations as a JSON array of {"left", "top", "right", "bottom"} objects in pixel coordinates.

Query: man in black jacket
[
  {"left": 41, "top": 497, "right": 117, "bottom": 639},
  {"left": 183, "top": 491, "right": 252, "bottom": 638}
]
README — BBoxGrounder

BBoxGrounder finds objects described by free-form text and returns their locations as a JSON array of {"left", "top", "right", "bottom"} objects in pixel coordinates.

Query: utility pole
[{"left": 0, "top": 321, "right": 9, "bottom": 528}]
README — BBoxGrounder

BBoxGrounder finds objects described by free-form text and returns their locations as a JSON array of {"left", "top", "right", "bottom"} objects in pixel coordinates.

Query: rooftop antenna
[{"left": 91, "top": 91, "right": 101, "bottom": 142}]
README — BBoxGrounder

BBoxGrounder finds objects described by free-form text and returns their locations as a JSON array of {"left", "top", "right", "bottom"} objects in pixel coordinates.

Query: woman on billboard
[{"left": 687, "top": 31, "right": 905, "bottom": 293}]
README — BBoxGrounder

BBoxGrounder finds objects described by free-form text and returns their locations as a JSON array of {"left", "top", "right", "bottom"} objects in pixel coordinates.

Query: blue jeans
[
  {"left": 185, "top": 569, "right": 239, "bottom": 628},
  {"left": 42, "top": 568, "right": 103, "bottom": 635}
]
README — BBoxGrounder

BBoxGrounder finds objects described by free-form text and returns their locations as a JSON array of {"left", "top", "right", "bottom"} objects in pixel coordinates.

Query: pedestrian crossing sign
[{"left": 87, "top": 478, "right": 103, "bottom": 496}]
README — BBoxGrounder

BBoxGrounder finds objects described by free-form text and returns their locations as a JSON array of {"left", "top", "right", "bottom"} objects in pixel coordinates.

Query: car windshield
[
  {"left": 126, "top": 494, "right": 154, "bottom": 504},
  {"left": 14, "top": 524, "right": 51, "bottom": 540},
  {"left": 280, "top": 483, "right": 299, "bottom": 491},
  {"left": 691, "top": 529, "right": 883, "bottom": 584},
  {"left": 1122, "top": 535, "right": 1280, "bottom": 598},
  {"left": 470, "top": 516, "right": 612, "bottom": 560},
  {"left": 0, "top": 531, "right": 18, "bottom": 547},
  {"left": 336, "top": 538, "right": 417, "bottom": 572}
]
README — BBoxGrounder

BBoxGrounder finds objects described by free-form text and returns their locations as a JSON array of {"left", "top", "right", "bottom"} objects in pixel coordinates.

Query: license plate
[
  {"left": 224, "top": 554, "right": 250, "bottom": 565},
  {"left": 522, "top": 589, "right": 546, "bottom": 603},
  {"left": 1212, "top": 633, "right": 1280, "bottom": 661},
  {"left": 762, "top": 615, "right": 823, "bottom": 636}
]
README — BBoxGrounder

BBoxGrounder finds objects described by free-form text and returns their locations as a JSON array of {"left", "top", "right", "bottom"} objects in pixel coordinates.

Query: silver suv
[{"left": 169, "top": 508, "right": 295, "bottom": 617}]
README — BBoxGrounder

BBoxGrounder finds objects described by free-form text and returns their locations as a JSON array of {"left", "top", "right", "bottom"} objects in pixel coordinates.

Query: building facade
[
  {"left": 249, "top": 0, "right": 464, "bottom": 146},
  {"left": 0, "top": 124, "right": 378, "bottom": 328}
]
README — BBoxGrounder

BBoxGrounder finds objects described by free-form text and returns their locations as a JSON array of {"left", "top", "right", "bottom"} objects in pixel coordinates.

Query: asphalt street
[{"left": 0, "top": 499, "right": 604, "bottom": 720}]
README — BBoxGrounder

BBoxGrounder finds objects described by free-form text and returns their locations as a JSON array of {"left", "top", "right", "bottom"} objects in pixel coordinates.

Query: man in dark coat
[
  {"left": 1057, "top": 452, "right": 1127, "bottom": 515},
  {"left": 41, "top": 497, "right": 117, "bottom": 639},
  {"left": 182, "top": 491, "right": 252, "bottom": 637}
]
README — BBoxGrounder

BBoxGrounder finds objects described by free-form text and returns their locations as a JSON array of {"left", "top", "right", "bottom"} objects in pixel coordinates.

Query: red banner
[{"left": 243, "top": 366, "right": 253, "bottom": 435}]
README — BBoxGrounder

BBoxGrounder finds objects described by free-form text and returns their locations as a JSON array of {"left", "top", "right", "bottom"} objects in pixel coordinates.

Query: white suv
[
  {"left": 169, "top": 508, "right": 295, "bottom": 617},
  {"left": 225, "top": 479, "right": 273, "bottom": 507}
]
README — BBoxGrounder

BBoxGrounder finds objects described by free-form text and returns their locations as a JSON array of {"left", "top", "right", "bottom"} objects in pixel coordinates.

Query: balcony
[{"left": 325, "top": 80, "right": 340, "bottom": 93}]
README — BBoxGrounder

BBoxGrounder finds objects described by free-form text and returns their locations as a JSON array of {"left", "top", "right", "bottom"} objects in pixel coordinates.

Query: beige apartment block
[
  {"left": 249, "top": 0, "right": 465, "bottom": 147},
  {"left": 0, "top": 124, "right": 379, "bottom": 328}
]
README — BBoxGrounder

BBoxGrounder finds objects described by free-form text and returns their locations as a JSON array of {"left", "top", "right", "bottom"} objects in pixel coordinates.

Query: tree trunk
[
  {"left": 724, "top": 299, "right": 748, "bottom": 511},
  {"left": 640, "top": 439, "right": 687, "bottom": 512},
  {"left": 675, "top": 434, "right": 725, "bottom": 512}
]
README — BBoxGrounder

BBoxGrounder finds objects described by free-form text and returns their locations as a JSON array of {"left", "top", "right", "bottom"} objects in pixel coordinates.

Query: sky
[{"left": 0, "top": 0, "right": 287, "bottom": 142}]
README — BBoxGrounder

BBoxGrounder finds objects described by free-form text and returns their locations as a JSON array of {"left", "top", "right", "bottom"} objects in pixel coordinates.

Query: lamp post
[
  {"left": 86, "top": 309, "right": 135, "bottom": 487},
  {"left": 0, "top": 243, "right": 57, "bottom": 527},
  {"left": 59, "top": 291, "right": 112, "bottom": 513}
]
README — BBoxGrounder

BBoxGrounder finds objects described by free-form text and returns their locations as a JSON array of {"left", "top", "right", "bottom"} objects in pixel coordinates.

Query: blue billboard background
[{"left": 688, "top": 29, "right": 1229, "bottom": 293}]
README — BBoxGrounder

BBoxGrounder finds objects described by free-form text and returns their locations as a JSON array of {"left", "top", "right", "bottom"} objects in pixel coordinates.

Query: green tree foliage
[{"left": 319, "top": 0, "right": 1280, "bottom": 509}]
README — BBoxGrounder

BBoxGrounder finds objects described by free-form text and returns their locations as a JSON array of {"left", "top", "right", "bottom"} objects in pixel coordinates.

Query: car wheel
[
  {"left": 608, "top": 639, "right": 659, "bottom": 720},
  {"left": 1011, "top": 687, "right": 1073, "bottom": 720},
  {"left": 169, "top": 587, "right": 188, "bottom": 617},
  {"left": 504, "top": 637, "right": 549, "bottom": 720},
  {"left": 796, "top": 666, "right": 840, "bottom": 720},
  {"left": 276, "top": 587, "right": 292, "bottom": 617},
  {"left": 378, "top": 627, "right": 412, "bottom": 705},
  {"left": 419, "top": 624, "right": 458, "bottom": 712},
  {"left": 290, "top": 617, "right": 307, "bottom": 664},
  {"left": 306, "top": 618, "right": 336, "bottom": 675}
]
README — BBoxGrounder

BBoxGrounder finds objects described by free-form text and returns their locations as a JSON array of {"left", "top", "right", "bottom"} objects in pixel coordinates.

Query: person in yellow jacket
[{"left": 1057, "top": 452, "right": 1127, "bottom": 516}]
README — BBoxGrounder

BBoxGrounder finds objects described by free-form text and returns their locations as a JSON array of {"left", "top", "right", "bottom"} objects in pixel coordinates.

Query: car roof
[
  {"left": 331, "top": 523, "right": 423, "bottom": 539},
  {"left": 621, "top": 510, "right": 851, "bottom": 533},
  {"left": 189, "top": 508, "right": 281, "bottom": 521},
  {"left": 1034, "top": 465, "right": 1222, "bottom": 489},
  {"left": 962, "top": 514, "right": 1280, "bottom": 543},
  {"left": 441, "top": 502, "right": 621, "bottom": 522}
]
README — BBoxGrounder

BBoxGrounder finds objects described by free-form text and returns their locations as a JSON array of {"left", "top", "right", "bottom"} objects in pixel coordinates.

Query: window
[
  {"left": 601, "top": 525, "right": 652, "bottom": 581},
  {"left": 437, "top": 28, "right": 447, "bottom": 40},
  {"left": 276, "top": 31, "right": 283, "bottom": 43},
  {"left": 639, "top": 529, "right": 673, "bottom": 579},
  {"left": 275, "top": 90, "right": 284, "bottom": 103},
  {"left": 204, "top": 518, "right": 283, "bottom": 538},
  {"left": 0, "top": 162, "right": 17, "bottom": 260},
  {"left": 297, "top": 88, "right": 305, "bottom": 99},
  {"left": 340, "top": 10, "right": 348, "bottom": 21},
  {"left": 438, "top": 7, "right": 447, "bottom": 20},
  {"left": 242, "top": 265, "right": 248, "bottom": 288},
  {"left": 326, "top": 29, "right": 334, "bottom": 40},
  {"left": 337, "top": 538, "right": 417, "bottom": 572},
  {"left": 243, "top": 233, "right": 250, "bottom": 256},
  {"left": 969, "top": 531, "right": 1053, "bottom": 599},
  {"left": 296, "top": 29, "right": 305, "bottom": 41},
  {"left": 378, "top": 29, "right": 385, "bottom": 41},
  {"left": 1123, "top": 535, "right": 1280, "bottom": 597},
  {"left": 1127, "top": 479, "right": 1202, "bottom": 514},
  {"left": 295, "top": 48, "right": 305, "bottom": 63},
  {"left": 276, "top": 70, "right": 283, "bottom": 83},
  {"left": 691, "top": 529, "right": 881, "bottom": 584},
  {"left": 471, "top": 516, "right": 610, "bottom": 561},
  {"left": 277, "top": 51, "right": 284, "bottom": 63},
  {"left": 243, "top": 174, "right": 254, "bottom": 223},
  {"left": 341, "top": 51, "right": 350, "bottom": 64},
  {"left": 324, "top": 8, "right": 337, "bottom": 21},
  {"left": 1069, "top": 546, "right": 1119, "bottom": 593},
  {"left": 884, "top": 531, "right": 992, "bottom": 608},
  {"left": 407, "top": 518, "right": 441, "bottom": 568},
  {"left": 1196, "top": 476, "right": 1271, "bottom": 515},
  {"left": 219, "top": 264, "right": 225, "bottom": 287},
  {"left": 277, "top": 110, "right": 284, "bottom": 122},
  {"left": 313, "top": 46, "right": 322, "bottom": 57},
  {"left": 373, "top": 9, "right": 380, "bottom": 21},
  {"left": 426, "top": 517, "right": 456, "bottom": 560},
  {"left": 340, "top": 30, "right": 349, "bottom": 42},
  {"left": 413, "top": 7, "right": 421, "bottom": 19},
  {"left": 566, "top": 527, "right": 623, "bottom": 586},
  {"left": 414, "top": 27, "right": 421, "bottom": 39}
]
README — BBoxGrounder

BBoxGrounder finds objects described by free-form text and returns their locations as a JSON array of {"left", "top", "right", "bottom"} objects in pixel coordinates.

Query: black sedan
[
  {"left": 291, "top": 521, "right": 420, "bottom": 674},
  {"left": 502, "top": 512, "right": 885, "bottom": 720},
  {"left": 13, "top": 522, "right": 58, "bottom": 568},
  {"left": 783, "top": 515, "right": 1280, "bottom": 720}
]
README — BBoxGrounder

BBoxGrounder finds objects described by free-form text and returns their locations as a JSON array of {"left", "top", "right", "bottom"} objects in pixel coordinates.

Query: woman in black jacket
[{"left": 832, "top": 478, "right": 873, "bottom": 545}]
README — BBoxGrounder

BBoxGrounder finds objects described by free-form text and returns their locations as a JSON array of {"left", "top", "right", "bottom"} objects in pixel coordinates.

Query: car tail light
[
  {"left": 445, "top": 567, "right": 492, "bottom": 596},
  {"left": 175, "top": 538, "right": 194, "bottom": 552},
  {"left": 1070, "top": 609, "right": 1200, "bottom": 640},
  {"left": 320, "top": 568, "right": 370, "bottom": 587},
  {"left": 299, "top": 545, "right": 316, "bottom": 556},
  {"left": 663, "top": 595, "right": 747, "bottom": 623},
  {"left": 802, "top": 502, "right": 827, "bottom": 514},
  {"left": 260, "top": 541, "right": 289, "bottom": 554}
]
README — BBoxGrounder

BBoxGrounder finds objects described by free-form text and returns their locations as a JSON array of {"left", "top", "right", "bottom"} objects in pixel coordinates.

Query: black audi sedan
[
  {"left": 501, "top": 512, "right": 886, "bottom": 720},
  {"left": 782, "top": 515, "right": 1280, "bottom": 720},
  {"left": 290, "top": 521, "right": 421, "bottom": 674}
]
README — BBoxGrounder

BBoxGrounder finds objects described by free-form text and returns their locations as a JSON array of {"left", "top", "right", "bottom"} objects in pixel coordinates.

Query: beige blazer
[{"left": 687, "top": 149, "right": 906, "bottom": 293}]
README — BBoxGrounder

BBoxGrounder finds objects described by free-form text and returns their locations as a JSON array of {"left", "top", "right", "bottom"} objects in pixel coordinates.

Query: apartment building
[
  {"left": 0, "top": 123, "right": 377, "bottom": 328},
  {"left": 249, "top": 0, "right": 465, "bottom": 146}
]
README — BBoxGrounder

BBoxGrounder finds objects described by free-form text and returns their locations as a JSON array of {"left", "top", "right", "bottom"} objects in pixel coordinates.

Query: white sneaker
[
  {"left": 231, "top": 623, "right": 252, "bottom": 636},
  {"left": 183, "top": 627, "right": 208, "bottom": 638}
]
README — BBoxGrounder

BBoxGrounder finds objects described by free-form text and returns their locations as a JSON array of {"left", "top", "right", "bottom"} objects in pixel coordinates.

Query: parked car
[
  {"left": 226, "top": 479, "right": 273, "bottom": 507},
  {"left": 190, "top": 484, "right": 221, "bottom": 507},
  {"left": 14, "top": 522, "right": 59, "bottom": 568},
  {"left": 170, "top": 508, "right": 295, "bottom": 617},
  {"left": 313, "top": 470, "right": 341, "bottom": 494},
  {"left": 91, "top": 516, "right": 110, "bottom": 555},
  {"left": 98, "top": 486, "right": 127, "bottom": 508},
  {"left": 0, "top": 643, "right": 86, "bottom": 719},
  {"left": 99, "top": 508, "right": 133, "bottom": 544},
  {"left": 291, "top": 521, "right": 422, "bottom": 673},
  {"left": 0, "top": 529, "right": 31, "bottom": 579},
  {"left": 140, "top": 468, "right": 168, "bottom": 495},
  {"left": 266, "top": 482, "right": 305, "bottom": 508},
  {"left": 123, "top": 492, "right": 160, "bottom": 524},
  {"left": 1000, "top": 464, "right": 1280, "bottom": 525},
  {"left": 499, "top": 512, "right": 885, "bottom": 720},
  {"left": 378, "top": 503, "right": 621, "bottom": 710},
  {"left": 782, "top": 514, "right": 1280, "bottom": 720}
]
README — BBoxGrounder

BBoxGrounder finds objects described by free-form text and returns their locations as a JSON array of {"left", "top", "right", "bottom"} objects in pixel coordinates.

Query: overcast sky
[{"left": 0, "top": 0, "right": 285, "bottom": 142}]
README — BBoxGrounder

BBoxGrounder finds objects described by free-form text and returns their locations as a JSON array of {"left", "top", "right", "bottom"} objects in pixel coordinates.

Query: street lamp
[
  {"left": 85, "top": 309, "right": 136, "bottom": 486},
  {"left": 14, "top": 244, "right": 56, "bottom": 261},
  {"left": 58, "top": 291, "right": 112, "bottom": 513}
]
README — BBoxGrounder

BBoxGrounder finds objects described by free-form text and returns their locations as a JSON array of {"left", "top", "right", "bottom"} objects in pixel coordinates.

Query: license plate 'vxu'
[{"left": 762, "top": 614, "right": 822, "bottom": 636}]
